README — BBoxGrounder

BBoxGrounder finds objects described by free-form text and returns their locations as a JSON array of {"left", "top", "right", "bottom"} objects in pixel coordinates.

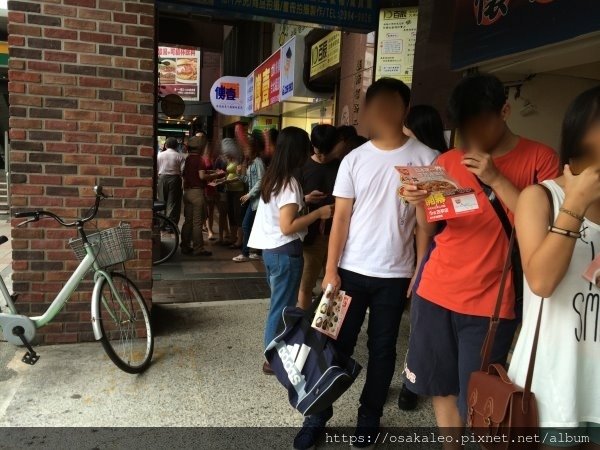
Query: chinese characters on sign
[
  {"left": 353, "top": 59, "right": 363, "bottom": 126},
  {"left": 254, "top": 50, "right": 281, "bottom": 110},
  {"left": 210, "top": 76, "right": 246, "bottom": 115},
  {"left": 280, "top": 37, "right": 296, "bottom": 101},
  {"left": 309, "top": 31, "right": 341, "bottom": 79},
  {"left": 375, "top": 7, "right": 418, "bottom": 85},
  {"left": 158, "top": 46, "right": 201, "bottom": 101},
  {"left": 473, "top": 0, "right": 555, "bottom": 26}
]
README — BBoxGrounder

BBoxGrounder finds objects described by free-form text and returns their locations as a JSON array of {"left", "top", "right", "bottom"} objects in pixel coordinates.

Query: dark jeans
[
  {"left": 241, "top": 206, "right": 257, "bottom": 257},
  {"left": 158, "top": 174, "right": 182, "bottom": 226},
  {"left": 315, "top": 268, "right": 410, "bottom": 420}
]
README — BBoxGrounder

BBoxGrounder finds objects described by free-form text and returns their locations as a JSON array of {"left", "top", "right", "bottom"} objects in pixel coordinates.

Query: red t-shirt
[
  {"left": 183, "top": 153, "right": 207, "bottom": 189},
  {"left": 417, "top": 137, "right": 559, "bottom": 319}
]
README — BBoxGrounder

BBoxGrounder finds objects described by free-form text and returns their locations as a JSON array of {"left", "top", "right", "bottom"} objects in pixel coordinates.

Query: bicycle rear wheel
[
  {"left": 153, "top": 213, "right": 179, "bottom": 265},
  {"left": 95, "top": 272, "right": 153, "bottom": 373}
]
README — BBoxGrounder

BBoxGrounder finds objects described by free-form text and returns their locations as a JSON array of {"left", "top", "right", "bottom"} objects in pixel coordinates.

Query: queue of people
[{"left": 247, "top": 75, "right": 599, "bottom": 450}]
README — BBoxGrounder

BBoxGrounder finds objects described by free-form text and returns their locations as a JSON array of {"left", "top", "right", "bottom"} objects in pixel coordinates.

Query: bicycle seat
[
  {"left": 153, "top": 201, "right": 166, "bottom": 212},
  {"left": 0, "top": 236, "right": 7, "bottom": 246}
]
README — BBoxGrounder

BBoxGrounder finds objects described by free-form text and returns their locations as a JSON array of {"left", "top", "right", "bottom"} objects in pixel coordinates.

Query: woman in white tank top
[{"left": 509, "top": 86, "right": 600, "bottom": 448}]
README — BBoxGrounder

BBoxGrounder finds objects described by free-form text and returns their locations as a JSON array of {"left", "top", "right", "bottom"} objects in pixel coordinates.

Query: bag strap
[
  {"left": 480, "top": 228, "right": 515, "bottom": 370},
  {"left": 479, "top": 181, "right": 512, "bottom": 240},
  {"left": 522, "top": 183, "right": 554, "bottom": 405}
]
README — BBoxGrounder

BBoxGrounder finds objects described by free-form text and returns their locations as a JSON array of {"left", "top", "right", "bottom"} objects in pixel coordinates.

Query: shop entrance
[{"left": 152, "top": 5, "right": 373, "bottom": 305}]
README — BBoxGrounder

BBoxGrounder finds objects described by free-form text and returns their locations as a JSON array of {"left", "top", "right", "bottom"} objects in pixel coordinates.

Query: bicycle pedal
[{"left": 22, "top": 351, "right": 40, "bottom": 365}]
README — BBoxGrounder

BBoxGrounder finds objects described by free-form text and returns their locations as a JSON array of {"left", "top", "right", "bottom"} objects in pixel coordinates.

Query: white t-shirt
[
  {"left": 248, "top": 178, "right": 307, "bottom": 250},
  {"left": 333, "top": 138, "right": 439, "bottom": 278},
  {"left": 508, "top": 180, "right": 600, "bottom": 428}
]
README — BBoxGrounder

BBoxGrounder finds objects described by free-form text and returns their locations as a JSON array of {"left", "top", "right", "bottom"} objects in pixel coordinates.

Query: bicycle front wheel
[
  {"left": 153, "top": 213, "right": 180, "bottom": 265},
  {"left": 95, "top": 272, "right": 154, "bottom": 373}
]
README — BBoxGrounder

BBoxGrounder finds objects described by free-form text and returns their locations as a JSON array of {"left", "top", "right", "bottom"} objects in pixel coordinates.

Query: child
[
  {"left": 509, "top": 86, "right": 600, "bottom": 448},
  {"left": 247, "top": 127, "right": 332, "bottom": 375}
]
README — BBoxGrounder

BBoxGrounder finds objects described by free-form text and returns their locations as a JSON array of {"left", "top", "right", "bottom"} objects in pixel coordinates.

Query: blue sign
[
  {"left": 158, "top": 0, "right": 378, "bottom": 32},
  {"left": 452, "top": 0, "right": 600, "bottom": 69}
]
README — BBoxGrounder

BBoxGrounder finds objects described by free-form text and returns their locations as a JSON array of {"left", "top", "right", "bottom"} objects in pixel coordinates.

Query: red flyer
[{"left": 396, "top": 165, "right": 482, "bottom": 222}]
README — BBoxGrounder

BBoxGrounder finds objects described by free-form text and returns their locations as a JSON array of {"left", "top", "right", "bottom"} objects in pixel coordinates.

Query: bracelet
[
  {"left": 559, "top": 207, "right": 585, "bottom": 222},
  {"left": 548, "top": 226, "right": 581, "bottom": 239}
]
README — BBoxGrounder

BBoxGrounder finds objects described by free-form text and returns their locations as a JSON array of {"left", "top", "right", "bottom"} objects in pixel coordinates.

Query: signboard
[
  {"left": 245, "top": 73, "right": 254, "bottom": 116},
  {"left": 253, "top": 50, "right": 281, "bottom": 111},
  {"left": 375, "top": 7, "right": 418, "bottom": 84},
  {"left": 452, "top": 0, "right": 600, "bottom": 69},
  {"left": 310, "top": 31, "right": 342, "bottom": 79},
  {"left": 280, "top": 37, "right": 296, "bottom": 101},
  {"left": 158, "top": 46, "right": 201, "bottom": 101},
  {"left": 157, "top": 0, "right": 378, "bottom": 33},
  {"left": 210, "top": 76, "right": 246, "bottom": 116}
]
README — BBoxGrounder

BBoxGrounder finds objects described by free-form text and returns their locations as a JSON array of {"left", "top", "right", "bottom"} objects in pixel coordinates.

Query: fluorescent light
[{"left": 0, "top": 1, "right": 7, "bottom": 10}]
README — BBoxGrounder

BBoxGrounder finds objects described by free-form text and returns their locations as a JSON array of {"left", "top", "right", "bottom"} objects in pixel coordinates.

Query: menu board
[
  {"left": 253, "top": 50, "right": 281, "bottom": 111},
  {"left": 158, "top": 46, "right": 201, "bottom": 101},
  {"left": 375, "top": 7, "right": 418, "bottom": 85}
]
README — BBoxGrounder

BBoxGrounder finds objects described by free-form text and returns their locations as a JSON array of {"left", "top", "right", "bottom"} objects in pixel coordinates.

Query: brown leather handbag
[{"left": 466, "top": 230, "right": 544, "bottom": 450}]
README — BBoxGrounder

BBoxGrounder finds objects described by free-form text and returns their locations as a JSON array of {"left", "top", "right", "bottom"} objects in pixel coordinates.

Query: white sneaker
[
  {"left": 249, "top": 253, "right": 262, "bottom": 260},
  {"left": 232, "top": 254, "right": 250, "bottom": 262}
]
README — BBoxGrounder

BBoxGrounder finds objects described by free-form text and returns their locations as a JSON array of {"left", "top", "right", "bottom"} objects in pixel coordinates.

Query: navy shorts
[{"left": 403, "top": 292, "right": 519, "bottom": 420}]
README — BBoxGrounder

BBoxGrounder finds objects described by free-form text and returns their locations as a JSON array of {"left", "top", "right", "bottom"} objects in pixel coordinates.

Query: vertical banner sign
[
  {"left": 254, "top": 49, "right": 281, "bottom": 111},
  {"left": 158, "top": 46, "right": 201, "bottom": 101},
  {"left": 310, "top": 31, "right": 342, "bottom": 79},
  {"left": 375, "top": 8, "right": 419, "bottom": 85},
  {"left": 210, "top": 76, "right": 246, "bottom": 116},
  {"left": 245, "top": 73, "right": 254, "bottom": 116},
  {"left": 280, "top": 37, "right": 296, "bottom": 101}
]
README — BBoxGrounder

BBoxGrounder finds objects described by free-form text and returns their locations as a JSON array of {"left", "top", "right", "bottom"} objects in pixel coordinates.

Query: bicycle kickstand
[{"left": 12, "top": 327, "right": 40, "bottom": 365}]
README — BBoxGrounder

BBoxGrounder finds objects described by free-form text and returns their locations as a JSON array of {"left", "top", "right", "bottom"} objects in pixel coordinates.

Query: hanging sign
[
  {"left": 253, "top": 49, "right": 281, "bottom": 111},
  {"left": 210, "top": 76, "right": 246, "bottom": 116},
  {"left": 280, "top": 37, "right": 296, "bottom": 101},
  {"left": 310, "top": 31, "right": 341, "bottom": 79}
]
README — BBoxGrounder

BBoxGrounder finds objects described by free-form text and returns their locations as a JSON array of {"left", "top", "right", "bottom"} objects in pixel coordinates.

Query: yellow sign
[
  {"left": 375, "top": 7, "right": 419, "bottom": 85},
  {"left": 310, "top": 31, "right": 341, "bottom": 79}
]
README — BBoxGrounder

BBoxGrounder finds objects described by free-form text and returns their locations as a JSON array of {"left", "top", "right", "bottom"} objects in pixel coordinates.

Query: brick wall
[{"left": 7, "top": 0, "right": 156, "bottom": 344}]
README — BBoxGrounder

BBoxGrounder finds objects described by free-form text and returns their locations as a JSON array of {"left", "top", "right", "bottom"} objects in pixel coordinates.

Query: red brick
[
  {"left": 9, "top": 71, "right": 41, "bottom": 83},
  {"left": 8, "top": 35, "right": 26, "bottom": 47},
  {"left": 98, "top": 0, "right": 124, "bottom": 11},
  {"left": 29, "top": 175, "right": 63, "bottom": 185},
  {"left": 63, "top": 154, "right": 96, "bottom": 165},
  {"left": 63, "top": 86, "right": 94, "bottom": 98},
  {"left": 45, "top": 51, "right": 78, "bottom": 63},
  {"left": 9, "top": 118, "right": 42, "bottom": 129},
  {"left": 8, "top": 60, "right": 26, "bottom": 70},
  {"left": 9, "top": 129, "right": 26, "bottom": 140},
  {"left": 10, "top": 94, "right": 42, "bottom": 107},
  {"left": 43, "top": 4, "right": 78, "bottom": 17},
  {"left": 80, "top": 122, "right": 111, "bottom": 133},
  {"left": 8, "top": 24, "right": 42, "bottom": 37},
  {"left": 64, "top": 18, "right": 97, "bottom": 31},
  {"left": 125, "top": 25, "right": 154, "bottom": 38},
  {"left": 45, "top": 333, "right": 78, "bottom": 344},
  {"left": 113, "top": 167, "right": 137, "bottom": 177},
  {"left": 78, "top": 8, "right": 111, "bottom": 21},
  {"left": 97, "top": 112, "right": 122, "bottom": 122},
  {"left": 113, "top": 79, "right": 138, "bottom": 91},
  {"left": 65, "top": 0, "right": 97, "bottom": 7},
  {"left": 28, "top": 61, "right": 61, "bottom": 73},
  {"left": 79, "top": 100, "right": 112, "bottom": 111},
  {"left": 80, "top": 165, "right": 110, "bottom": 176},
  {"left": 113, "top": 103, "right": 137, "bottom": 113},
  {"left": 8, "top": 82, "right": 26, "bottom": 93},
  {"left": 64, "top": 132, "right": 98, "bottom": 143},
  {"left": 113, "top": 36, "right": 137, "bottom": 47},
  {"left": 139, "top": 15, "right": 154, "bottom": 27},
  {"left": 12, "top": 185, "right": 44, "bottom": 195},
  {"left": 123, "top": 114, "right": 153, "bottom": 125},
  {"left": 99, "top": 134, "right": 123, "bottom": 144},
  {"left": 64, "top": 176, "right": 96, "bottom": 186},
  {"left": 46, "top": 142, "right": 79, "bottom": 153},
  {"left": 8, "top": 11, "right": 26, "bottom": 23},
  {"left": 113, "top": 57, "right": 138, "bottom": 69},
  {"left": 81, "top": 144, "right": 112, "bottom": 154},
  {"left": 79, "top": 31, "right": 111, "bottom": 44},
  {"left": 114, "top": 124, "right": 137, "bottom": 134},
  {"left": 80, "top": 54, "right": 112, "bottom": 66},
  {"left": 113, "top": 12, "right": 138, "bottom": 24},
  {"left": 64, "top": 41, "right": 95, "bottom": 53},
  {"left": 98, "top": 155, "right": 122, "bottom": 165},
  {"left": 29, "top": 85, "right": 62, "bottom": 96},
  {"left": 45, "top": 120, "right": 78, "bottom": 131},
  {"left": 65, "top": 110, "right": 95, "bottom": 121},
  {"left": 99, "top": 22, "right": 123, "bottom": 34},
  {"left": 79, "top": 76, "right": 111, "bottom": 88},
  {"left": 43, "top": 74, "right": 76, "bottom": 85},
  {"left": 125, "top": 2, "right": 155, "bottom": 15},
  {"left": 44, "top": 28, "right": 78, "bottom": 40}
]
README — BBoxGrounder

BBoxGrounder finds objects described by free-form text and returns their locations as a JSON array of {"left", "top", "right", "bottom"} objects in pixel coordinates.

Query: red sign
[{"left": 253, "top": 50, "right": 281, "bottom": 112}]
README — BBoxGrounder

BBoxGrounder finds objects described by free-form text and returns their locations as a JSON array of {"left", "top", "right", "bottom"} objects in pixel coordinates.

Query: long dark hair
[
  {"left": 405, "top": 105, "right": 449, "bottom": 153},
  {"left": 560, "top": 86, "right": 600, "bottom": 166},
  {"left": 260, "top": 127, "right": 311, "bottom": 203}
]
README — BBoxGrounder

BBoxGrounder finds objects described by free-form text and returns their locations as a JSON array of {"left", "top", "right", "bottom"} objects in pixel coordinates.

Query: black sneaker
[
  {"left": 351, "top": 414, "right": 380, "bottom": 449},
  {"left": 398, "top": 383, "right": 418, "bottom": 411},
  {"left": 293, "top": 409, "right": 332, "bottom": 450}
]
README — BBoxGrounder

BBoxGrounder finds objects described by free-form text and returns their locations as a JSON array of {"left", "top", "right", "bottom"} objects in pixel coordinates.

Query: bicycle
[
  {"left": 152, "top": 200, "right": 180, "bottom": 265},
  {"left": 0, "top": 186, "right": 154, "bottom": 374}
]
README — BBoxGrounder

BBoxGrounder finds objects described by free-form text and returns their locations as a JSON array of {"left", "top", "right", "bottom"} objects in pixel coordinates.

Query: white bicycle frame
[{"left": 0, "top": 241, "right": 131, "bottom": 341}]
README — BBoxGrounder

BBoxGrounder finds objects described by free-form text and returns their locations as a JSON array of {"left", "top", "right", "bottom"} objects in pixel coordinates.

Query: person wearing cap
[
  {"left": 221, "top": 138, "right": 246, "bottom": 249},
  {"left": 181, "top": 135, "right": 224, "bottom": 256}
]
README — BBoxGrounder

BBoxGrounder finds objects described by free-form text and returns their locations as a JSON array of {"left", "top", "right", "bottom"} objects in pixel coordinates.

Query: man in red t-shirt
[
  {"left": 402, "top": 74, "right": 559, "bottom": 447},
  {"left": 181, "top": 135, "right": 224, "bottom": 256}
]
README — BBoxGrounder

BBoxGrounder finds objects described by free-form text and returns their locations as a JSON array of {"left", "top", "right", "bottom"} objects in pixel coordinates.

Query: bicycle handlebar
[{"left": 15, "top": 185, "right": 108, "bottom": 228}]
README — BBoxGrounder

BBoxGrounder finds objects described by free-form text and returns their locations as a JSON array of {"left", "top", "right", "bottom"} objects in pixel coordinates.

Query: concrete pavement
[{"left": 0, "top": 299, "right": 435, "bottom": 431}]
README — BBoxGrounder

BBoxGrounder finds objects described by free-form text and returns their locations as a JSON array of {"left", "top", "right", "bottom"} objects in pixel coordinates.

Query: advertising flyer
[
  {"left": 158, "top": 46, "right": 201, "bottom": 101},
  {"left": 311, "top": 284, "right": 352, "bottom": 340},
  {"left": 396, "top": 166, "right": 481, "bottom": 222}
]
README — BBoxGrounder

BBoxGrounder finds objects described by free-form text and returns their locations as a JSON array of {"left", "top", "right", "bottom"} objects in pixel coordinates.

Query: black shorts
[{"left": 403, "top": 292, "right": 519, "bottom": 420}]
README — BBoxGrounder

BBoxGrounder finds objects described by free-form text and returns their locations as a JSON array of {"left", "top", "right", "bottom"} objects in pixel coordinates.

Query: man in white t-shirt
[{"left": 293, "top": 78, "right": 438, "bottom": 450}]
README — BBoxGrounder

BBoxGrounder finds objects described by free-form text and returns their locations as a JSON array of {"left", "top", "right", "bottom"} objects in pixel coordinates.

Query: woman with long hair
[
  {"left": 403, "top": 104, "right": 449, "bottom": 153},
  {"left": 508, "top": 86, "right": 600, "bottom": 449},
  {"left": 248, "top": 127, "right": 333, "bottom": 374}
]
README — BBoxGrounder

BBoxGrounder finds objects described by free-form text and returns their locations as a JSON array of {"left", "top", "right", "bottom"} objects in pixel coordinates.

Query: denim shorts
[{"left": 403, "top": 292, "right": 519, "bottom": 420}]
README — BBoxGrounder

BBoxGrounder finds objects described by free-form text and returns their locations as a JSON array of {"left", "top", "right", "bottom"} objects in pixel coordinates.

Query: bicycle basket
[{"left": 68, "top": 222, "right": 135, "bottom": 268}]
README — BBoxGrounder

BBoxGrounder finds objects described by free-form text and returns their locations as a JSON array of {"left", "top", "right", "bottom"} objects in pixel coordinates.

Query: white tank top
[{"left": 508, "top": 180, "right": 600, "bottom": 427}]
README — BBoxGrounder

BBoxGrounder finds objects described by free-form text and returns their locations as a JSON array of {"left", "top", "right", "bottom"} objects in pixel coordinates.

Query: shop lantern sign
[{"left": 210, "top": 76, "right": 246, "bottom": 116}]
